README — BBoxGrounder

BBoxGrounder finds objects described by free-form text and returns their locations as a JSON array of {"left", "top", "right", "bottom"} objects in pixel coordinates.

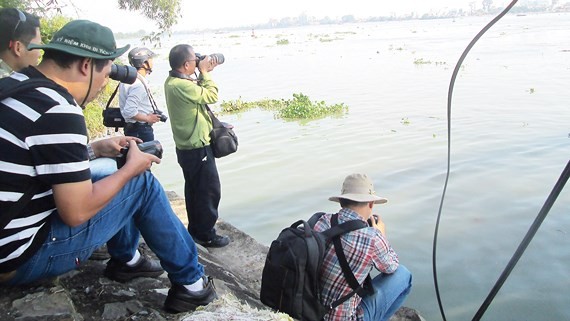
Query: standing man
[
  {"left": 164, "top": 44, "right": 229, "bottom": 248},
  {"left": 314, "top": 173, "right": 412, "bottom": 321},
  {"left": 119, "top": 47, "right": 163, "bottom": 142},
  {"left": 0, "top": 20, "right": 217, "bottom": 313},
  {"left": 0, "top": 8, "right": 42, "bottom": 77}
]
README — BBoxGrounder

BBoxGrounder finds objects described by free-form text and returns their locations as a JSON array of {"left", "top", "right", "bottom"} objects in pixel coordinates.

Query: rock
[{"left": 0, "top": 192, "right": 425, "bottom": 321}]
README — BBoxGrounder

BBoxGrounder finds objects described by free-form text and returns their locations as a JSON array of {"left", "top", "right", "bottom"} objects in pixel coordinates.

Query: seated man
[
  {"left": 0, "top": 8, "right": 42, "bottom": 77},
  {"left": 314, "top": 173, "right": 412, "bottom": 321},
  {"left": 0, "top": 19, "right": 215, "bottom": 313}
]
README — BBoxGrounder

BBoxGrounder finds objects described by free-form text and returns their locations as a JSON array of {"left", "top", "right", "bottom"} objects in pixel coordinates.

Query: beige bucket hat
[{"left": 329, "top": 173, "right": 388, "bottom": 204}]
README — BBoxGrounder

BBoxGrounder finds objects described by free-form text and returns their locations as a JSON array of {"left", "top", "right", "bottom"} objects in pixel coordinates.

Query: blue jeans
[
  {"left": 125, "top": 123, "right": 154, "bottom": 142},
  {"left": 175, "top": 146, "right": 221, "bottom": 241},
  {"left": 6, "top": 158, "right": 204, "bottom": 286},
  {"left": 361, "top": 265, "right": 412, "bottom": 321}
]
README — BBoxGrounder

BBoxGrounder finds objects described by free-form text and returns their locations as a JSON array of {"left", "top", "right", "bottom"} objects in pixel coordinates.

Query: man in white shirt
[{"left": 119, "top": 47, "right": 164, "bottom": 142}]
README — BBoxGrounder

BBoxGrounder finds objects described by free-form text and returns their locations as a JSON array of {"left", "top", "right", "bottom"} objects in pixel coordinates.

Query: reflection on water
[{"left": 131, "top": 12, "right": 570, "bottom": 320}]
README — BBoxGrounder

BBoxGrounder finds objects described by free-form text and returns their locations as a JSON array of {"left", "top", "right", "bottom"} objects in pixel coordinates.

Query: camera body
[
  {"left": 109, "top": 64, "right": 137, "bottom": 84},
  {"left": 367, "top": 214, "right": 379, "bottom": 227},
  {"left": 116, "top": 140, "right": 163, "bottom": 169},
  {"left": 195, "top": 53, "right": 225, "bottom": 65},
  {"left": 153, "top": 109, "right": 168, "bottom": 122}
]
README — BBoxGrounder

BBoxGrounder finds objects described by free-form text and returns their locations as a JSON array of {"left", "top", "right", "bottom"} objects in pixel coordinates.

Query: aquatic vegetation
[
  {"left": 276, "top": 39, "right": 290, "bottom": 45},
  {"left": 401, "top": 117, "right": 411, "bottom": 125},
  {"left": 414, "top": 58, "right": 432, "bottom": 65},
  {"left": 220, "top": 93, "right": 348, "bottom": 120}
]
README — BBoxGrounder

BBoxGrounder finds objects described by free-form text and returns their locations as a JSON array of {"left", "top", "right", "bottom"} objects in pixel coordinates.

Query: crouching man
[{"left": 0, "top": 19, "right": 215, "bottom": 313}]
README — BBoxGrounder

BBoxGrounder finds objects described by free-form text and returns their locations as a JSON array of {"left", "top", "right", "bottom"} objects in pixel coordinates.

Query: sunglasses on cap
[{"left": 12, "top": 9, "right": 26, "bottom": 38}]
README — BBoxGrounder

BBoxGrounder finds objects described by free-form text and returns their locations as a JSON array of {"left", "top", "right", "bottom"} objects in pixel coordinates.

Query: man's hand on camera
[
  {"left": 91, "top": 136, "right": 142, "bottom": 158},
  {"left": 146, "top": 113, "right": 161, "bottom": 124},
  {"left": 121, "top": 140, "right": 161, "bottom": 175},
  {"left": 198, "top": 55, "right": 217, "bottom": 73},
  {"left": 369, "top": 214, "right": 387, "bottom": 236}
]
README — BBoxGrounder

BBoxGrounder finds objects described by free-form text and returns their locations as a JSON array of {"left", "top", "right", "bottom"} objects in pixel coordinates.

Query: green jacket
[
  {"left": 164, "top": 72, "right": 218, "bottom": 150},
  {"left": 0, "top": 59, "right": 13, "bottom": 78}
]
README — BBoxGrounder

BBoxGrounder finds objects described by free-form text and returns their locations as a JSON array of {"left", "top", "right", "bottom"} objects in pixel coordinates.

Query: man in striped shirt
[
  {"left": 0, "top": 20, "right": 217, "bottom": 313},
  {"left": 313, "top": 173, "right": 412, "bottom": 321}
]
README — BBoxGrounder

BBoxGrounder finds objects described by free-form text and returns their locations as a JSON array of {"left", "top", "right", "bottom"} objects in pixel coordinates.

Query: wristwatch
[{"left": 87, "top": 144, "right": 96, "bottom": 161}]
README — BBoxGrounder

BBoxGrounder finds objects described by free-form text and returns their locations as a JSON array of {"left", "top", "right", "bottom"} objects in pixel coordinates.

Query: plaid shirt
[{"left": 313, "top": 208, "right": 399, "bottom": 321}]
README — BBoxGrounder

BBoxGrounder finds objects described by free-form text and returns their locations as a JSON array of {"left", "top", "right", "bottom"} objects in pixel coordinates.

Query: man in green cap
[{"left": 0, "top": 20, "right": 217, "bottom": 313}]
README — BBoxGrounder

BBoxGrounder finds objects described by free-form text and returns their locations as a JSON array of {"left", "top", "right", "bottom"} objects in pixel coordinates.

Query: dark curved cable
[
  {"left": 432, "top": 1, "right": 519, "bottom": 320},
  {"left": 472, "top": 160, "right": 570, "bottom": 320}
]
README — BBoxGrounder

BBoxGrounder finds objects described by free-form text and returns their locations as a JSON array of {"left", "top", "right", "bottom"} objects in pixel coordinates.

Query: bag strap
[
  {"left": 104, "top": 83, "right": 120, "bottom": 110},
  {"left": 0, "top": 185, "right": 39, "bottom": 230},
  {"left": 329, "top": 213, "right": 373, "bottom": 310},
  {"left": 204, "top": 104, "right": 224, "bottom": 129},
  {"left": 0, "top": 78, "right": 61, "bottom": 101},
  {"left": 0, "top": 78, "right": 50, "bottom": 230}
]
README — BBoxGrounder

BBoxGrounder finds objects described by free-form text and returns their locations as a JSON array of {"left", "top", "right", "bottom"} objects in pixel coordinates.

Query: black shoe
[
  {"left": 164, "top": 276, "right": 218, "bottom": 313},
  {"left": 89, "top": 244, "right": 110, "bottom": 260},
  {"left": 104, "top": 256, "right": 164, "bottom": 282},
  {"left": 193, "top": 234, "right": 230, "bottom": 248}
]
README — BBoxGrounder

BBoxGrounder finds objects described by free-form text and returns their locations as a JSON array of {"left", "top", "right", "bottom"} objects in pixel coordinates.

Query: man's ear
[
  {"left": 11, "top": 40, "right": 25, "bottom": 57},
  {"left": 79, "top": 58, "right": 92, "bottom": 76}
]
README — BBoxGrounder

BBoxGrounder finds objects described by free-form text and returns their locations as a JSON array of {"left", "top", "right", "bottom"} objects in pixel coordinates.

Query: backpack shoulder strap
[
  {"left": 328, "top": 213, "right": 374, "bottom": 310},
  {"left": 0, "top": 77, "right": 53, "bottom": 229},
  {"left": 0, "top": 78, "right": 60, "bottom": 101}
]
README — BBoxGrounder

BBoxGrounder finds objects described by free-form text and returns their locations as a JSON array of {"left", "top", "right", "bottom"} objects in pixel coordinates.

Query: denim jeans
[
  {"left": 175, "top": 146, "right": 221, "bottom": 241},
  {"left": 361, "top": 265, "right": 412, "bottom": 321},
  {"left": 6, "top": 158, "right": 204, "bottom": 286},
  {"left": 125, "top": 123, "right": 154, "bottom": 142}
]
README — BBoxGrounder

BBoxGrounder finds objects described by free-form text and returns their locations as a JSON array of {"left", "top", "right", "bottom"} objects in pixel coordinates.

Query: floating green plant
[
  {"left": 220, "top": 93, "right": 348, "bottom": 120},
  {"left": 276, "top": 39, "right": 290, "bottom": 45}
]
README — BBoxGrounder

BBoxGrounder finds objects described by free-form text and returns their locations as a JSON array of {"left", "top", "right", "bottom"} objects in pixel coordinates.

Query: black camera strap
[{"left": 138, "top": 74, "right": 159, "bottom": 113}]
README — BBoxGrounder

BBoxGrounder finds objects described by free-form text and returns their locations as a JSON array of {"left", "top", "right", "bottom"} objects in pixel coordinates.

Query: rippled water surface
[{"left": 123, "top": 13, "right": 569, "bottom": 320}]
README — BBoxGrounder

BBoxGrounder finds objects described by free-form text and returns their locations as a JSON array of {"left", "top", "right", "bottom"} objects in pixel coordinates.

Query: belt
[
  {"left": 126, "top": 122, "right": 152, "bottom": 128},
  {"left": 0, "top": 270, "right": 15, "bottom": 283}
]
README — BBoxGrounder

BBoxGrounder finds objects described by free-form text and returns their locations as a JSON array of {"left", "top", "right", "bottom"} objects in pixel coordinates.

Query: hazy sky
[{"left": 65, "top": 0, "right": 515, "bottom": 32}]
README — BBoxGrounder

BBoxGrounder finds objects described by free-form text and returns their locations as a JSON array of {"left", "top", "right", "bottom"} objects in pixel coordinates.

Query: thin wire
[{"left": 432, "top": 1, "right": 519, "bottom": 320}]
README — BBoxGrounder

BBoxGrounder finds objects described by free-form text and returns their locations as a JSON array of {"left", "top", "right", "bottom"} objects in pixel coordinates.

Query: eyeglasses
[{"left": 12, "top": 9, "right": 26, "bottom": 38}]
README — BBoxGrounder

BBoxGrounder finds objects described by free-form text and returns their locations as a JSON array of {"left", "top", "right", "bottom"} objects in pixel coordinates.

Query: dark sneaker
[
  {"left": 104, "top": 256, "right": 164, "bottom": 282},
  {"left": 89, "top": 244, "right": 110, "bottom": 260},
  {"left": 193, "top": 234, "right": 230, "bottom": 248},
  {"left": 164, "top": 276, "right": 218, "bottom": 313}
]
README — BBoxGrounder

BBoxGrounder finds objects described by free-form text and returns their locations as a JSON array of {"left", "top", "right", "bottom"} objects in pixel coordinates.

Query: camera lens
[
  {"left": 210, "top": 53, "right": 224, "bottom": 64},
  {"left": 109, "top": 64, "right": 137, "bottom": 84}
]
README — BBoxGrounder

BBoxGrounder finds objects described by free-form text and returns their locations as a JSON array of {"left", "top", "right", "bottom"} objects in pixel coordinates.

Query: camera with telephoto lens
[
  {"left": 153, "top": 109, "right": 168, "bottom": 122},
  {"left": 109, "top": 64, "right": 137, "bottom": 84},
  {"left": 116, "top": 140, "right": 163, "bottom": 169},
  {"left": 195, "top": 53, "right": 225, "bottom": 65}
]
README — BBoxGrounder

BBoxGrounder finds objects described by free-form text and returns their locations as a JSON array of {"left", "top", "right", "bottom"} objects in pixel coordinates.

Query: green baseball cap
[{"left": 28, "top": 20, "right": 129, "bottom": 59}]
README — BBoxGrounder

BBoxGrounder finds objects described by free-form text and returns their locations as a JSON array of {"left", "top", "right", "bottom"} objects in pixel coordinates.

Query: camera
[
  {"left": 367, "top": 215, "right": 378, "bottom": 227},
  {"left": 195, "top": 53, "right": 225, "bottom": 65},
  {"left": 153, "top": 109, "right": 168, "bottom": 122},
  {"left": 109, "top": 64, "right": 137, "bottom": 84},
  {"left": 116, "top": 140, "right": 163, "bottom": 169}
]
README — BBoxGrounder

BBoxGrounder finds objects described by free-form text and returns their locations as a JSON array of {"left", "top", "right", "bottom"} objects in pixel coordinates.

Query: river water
[{"left": 120, "top": 12, "right": 569, "bottom": 320}]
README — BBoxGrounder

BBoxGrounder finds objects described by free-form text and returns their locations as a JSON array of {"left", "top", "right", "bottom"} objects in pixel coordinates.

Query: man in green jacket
[{"left": 164, "top": 44, "right": 229, "bottom": 248}]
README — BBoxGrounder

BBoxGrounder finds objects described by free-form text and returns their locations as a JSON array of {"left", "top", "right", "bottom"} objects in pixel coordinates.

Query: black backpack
[{"left": 260, "top": 212, "right": 373, "bottom": 321}]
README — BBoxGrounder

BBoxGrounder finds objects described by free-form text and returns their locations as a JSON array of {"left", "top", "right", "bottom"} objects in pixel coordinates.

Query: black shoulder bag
[
  {"left": 204, "top": 105, "right": 238, "bottom": 158},
  {"left": 102, "top": 83, "right": 125, "bottom": 132}
]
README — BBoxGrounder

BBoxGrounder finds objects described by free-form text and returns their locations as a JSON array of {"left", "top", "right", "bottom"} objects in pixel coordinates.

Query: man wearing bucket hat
[
  {"left": 313, "top": 173, "right": 412, "bottom": 321},
  {"left": 0, "top": 20, "right": 217, "bottom": 313}
]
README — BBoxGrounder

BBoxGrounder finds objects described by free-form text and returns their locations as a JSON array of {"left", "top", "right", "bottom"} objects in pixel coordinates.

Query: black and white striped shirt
[{"left": 0, "top": 67, "right": 91, "bottom": 272}]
